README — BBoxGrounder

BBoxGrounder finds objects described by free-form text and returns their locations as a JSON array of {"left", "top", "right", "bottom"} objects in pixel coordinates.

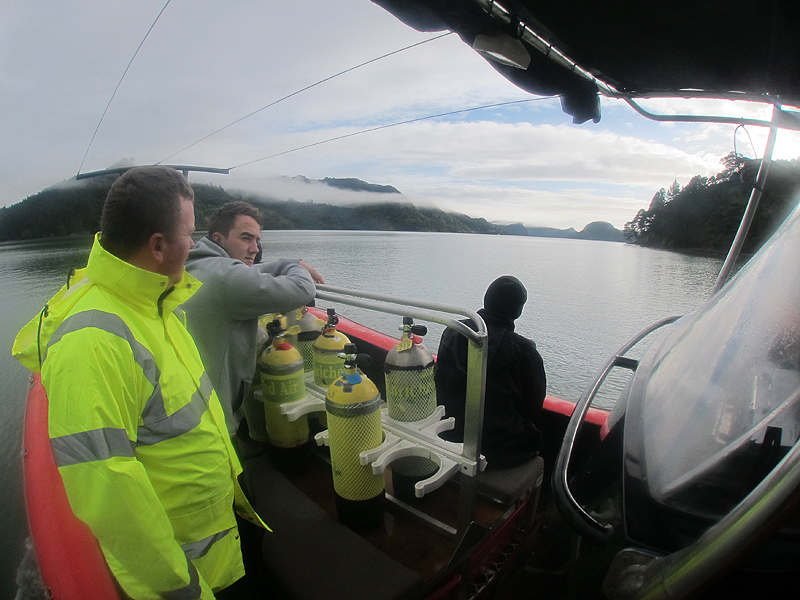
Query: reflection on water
[
  {"left": 0, "top": 236, "right": 93, "bottom": 278},
  {"left": 0, "top": 232, "right": 722, "bottom": 596}
]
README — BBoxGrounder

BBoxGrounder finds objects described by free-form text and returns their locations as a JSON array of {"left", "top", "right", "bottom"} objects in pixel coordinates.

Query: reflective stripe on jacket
[{"left": 13, "top": 234, "right": 266, "bottom": 600}]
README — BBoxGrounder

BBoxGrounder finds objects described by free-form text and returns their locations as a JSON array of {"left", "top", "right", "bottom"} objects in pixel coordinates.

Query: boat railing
[
  {"left": 281, "top": 283, "right": 491, "bottom": 542},
  {"left": 553, "top": 315, "right": 681, "bottom": 542},
  {"left": 712, "top": 105, "right": 781, "bottom": 295}
]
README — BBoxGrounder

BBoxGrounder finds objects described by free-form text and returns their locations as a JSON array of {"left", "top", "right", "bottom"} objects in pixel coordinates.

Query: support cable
[
  {"left": 157, "top": 32, "right": 453, "bottom": 164},
  {"left": 77, "top": 0, "right": 172, "bottom": 175},
  {"left": 734, "top": 124, "right": 758, "bottom": 160},
  {"left": 228, "top": 97, "right": 546, "bottom": 170}
]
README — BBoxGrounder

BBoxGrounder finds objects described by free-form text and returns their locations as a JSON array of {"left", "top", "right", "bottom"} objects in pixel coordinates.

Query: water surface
[{"left": 0, "top": 231, "right": 721, "bottom": 596}]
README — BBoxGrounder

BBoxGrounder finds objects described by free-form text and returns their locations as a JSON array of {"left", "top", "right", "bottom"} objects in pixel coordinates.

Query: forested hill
[
  {"left": 624, "top": 153, "right": 800, "bottom": 254},
  {"left": 0, "top": 177, "right": 501, "bottom": 242}
]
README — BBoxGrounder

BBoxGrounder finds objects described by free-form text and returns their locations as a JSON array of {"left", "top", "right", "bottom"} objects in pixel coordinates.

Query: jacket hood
[
  {"left": 482, "top": 276, "right": 527, "bottom": 328},
  {"left": 186, "top": 236, "right": 231, "bottom": 262},
  {"left": 13, "top": 234, "right": 201, "bottom": 372},
  {"left": 89, "top": 234, "right": 201, "bottom": 318}
]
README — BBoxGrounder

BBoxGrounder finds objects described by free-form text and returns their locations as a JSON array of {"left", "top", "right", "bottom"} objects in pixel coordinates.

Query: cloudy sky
[{"left": 2, "top": 0, "right": 800, "bottom": 230}]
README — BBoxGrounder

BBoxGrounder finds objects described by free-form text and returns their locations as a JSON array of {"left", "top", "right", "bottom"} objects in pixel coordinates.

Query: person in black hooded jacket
[{"left": 435, "top": 275, "right": 547, "bottom": 470}]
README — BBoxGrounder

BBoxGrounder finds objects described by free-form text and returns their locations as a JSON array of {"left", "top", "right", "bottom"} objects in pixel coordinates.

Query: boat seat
[
  {"left": 242, "top": 456, "right": 424, "bottom": 600},
  {"left": 475, "top": 455, "right": 545, "bottom": 506}
]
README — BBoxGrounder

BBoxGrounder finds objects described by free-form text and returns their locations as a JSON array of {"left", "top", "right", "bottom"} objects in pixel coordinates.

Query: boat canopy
[{"left": 373, "top": 0, "right": 800, "bottom": 123}]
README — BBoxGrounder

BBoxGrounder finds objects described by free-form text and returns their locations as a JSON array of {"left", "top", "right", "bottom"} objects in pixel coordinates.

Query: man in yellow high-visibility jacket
[{"left": 13, "top": 167, "right": 266, "bottom": 599}]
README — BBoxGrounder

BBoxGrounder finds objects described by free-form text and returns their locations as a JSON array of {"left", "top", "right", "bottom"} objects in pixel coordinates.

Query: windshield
[{"left": 627, "top": 199, "right": 800, "bottom": 520}]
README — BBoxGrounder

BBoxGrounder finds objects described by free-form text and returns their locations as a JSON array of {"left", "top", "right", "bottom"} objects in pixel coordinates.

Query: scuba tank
[
  {"left": 384, "top": 317, "right": 438, "bottom": 500},
  {"left": 313, "top": 308, "right": 351, "bottom": 387},
  {"left": 257, "top": 319, "right": 309, "bottom": 448},
  {"left": 258, "top": 312, "right": 286, "bottom": 331},
  {"left": 385, "top": 317, "right": 437, "bottom": 421},
  {"left": 326, "top": 343, "right": 384, "bottom": 529},
  {"left": 244, "top": 321, "right": 272, "bottom": 442},
  {"left": 297, "top": 306, "right": 323, "bottom": 373}
]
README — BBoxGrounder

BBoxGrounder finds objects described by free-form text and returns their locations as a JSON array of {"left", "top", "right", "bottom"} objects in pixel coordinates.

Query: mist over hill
[
  {"left": 320, "top": 177, "right": 401, "bottom": 195},
  {"left": 0, "top": 169, "right": 636, "bottom": 243},
  {"left": 0, "top": 175, "right": 502, "bottom": 242}
]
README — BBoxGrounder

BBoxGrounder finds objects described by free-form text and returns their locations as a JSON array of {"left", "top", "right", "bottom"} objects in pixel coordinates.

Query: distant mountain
[
  {"left": 0, "top": 177, "right": 502, "bottom": 242},
  {"left": 526, "top": 226, "right": 579, "bottom": 239},
  {"left": 0, "top": 176, "right": 113, "bottom": 241},
  {"left": 243, "top": 198, "right": 501, "bottom": 234},
  {"left": 505, "top": 223, "right": 529, "bottom": 236},
  {"left": 3, "top": 172, "right": 632, "bottom": 242},
  {"left": 574, "top": 221, "right": 626, "bottom": 242},
  {"left": 502, "top": 221, "right": 622, "bottom": 242},
  {"left": 288, "top": 175, "right": 402, "bottom": 195}
]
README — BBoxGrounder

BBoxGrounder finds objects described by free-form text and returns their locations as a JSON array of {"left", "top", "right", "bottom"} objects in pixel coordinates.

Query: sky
[{"left": 2, "top": 0, "right": 800, "bottom": 230}]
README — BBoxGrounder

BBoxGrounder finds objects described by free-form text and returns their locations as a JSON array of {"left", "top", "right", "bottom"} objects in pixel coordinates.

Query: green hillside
[
  {"left": 624, "top": 153, "right": 800, "bottom": 254},
  {"left": 0, "top": 177, "right": 501, "bottom": 242}
]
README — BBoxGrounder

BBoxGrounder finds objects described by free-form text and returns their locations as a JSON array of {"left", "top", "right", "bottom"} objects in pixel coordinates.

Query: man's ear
[
  {"left": 148, "top": 232, "right": 167, "bottom": 266},
  {"left": 211, "top": 231, "right": 224, "bottom": 245}
]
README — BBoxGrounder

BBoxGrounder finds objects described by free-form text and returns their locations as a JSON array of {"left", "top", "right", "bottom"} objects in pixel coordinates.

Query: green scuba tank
[
  {"left": 313, "top": 308, "right": 351, "bottom": 387},
  {"left": 258, "top": 319, "right": 309, "bottom": 448},
  {"left": 326, "top": 343, "right": 384, "bottom": 529}
]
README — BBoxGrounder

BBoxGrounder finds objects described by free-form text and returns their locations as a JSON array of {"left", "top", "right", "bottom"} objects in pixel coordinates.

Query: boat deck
[{"left": 238, "top": 433, "right": 538, "bottom": 600}]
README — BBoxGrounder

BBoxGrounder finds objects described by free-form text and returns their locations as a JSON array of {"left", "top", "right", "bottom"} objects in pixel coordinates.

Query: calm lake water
[{"left": 0, "top": 231, "right": 723, "bottom": 597}]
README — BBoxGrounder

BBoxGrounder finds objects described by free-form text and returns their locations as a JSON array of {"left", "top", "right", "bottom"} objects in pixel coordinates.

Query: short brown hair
[
  {"left": 207, "top": 201, "right": 263, "bottom": 238},
  {"left": 100, "top": 167, "right": 194, "bottom": 259}
]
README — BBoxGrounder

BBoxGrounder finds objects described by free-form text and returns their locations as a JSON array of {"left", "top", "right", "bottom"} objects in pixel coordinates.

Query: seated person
[{"left": 435, "top": 276, "right": 547, "bottom": 470}]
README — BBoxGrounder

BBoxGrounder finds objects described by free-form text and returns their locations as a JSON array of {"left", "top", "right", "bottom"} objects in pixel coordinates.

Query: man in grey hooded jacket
[{"left": 182, "top": 201, "right": 321, "bottom": 436}]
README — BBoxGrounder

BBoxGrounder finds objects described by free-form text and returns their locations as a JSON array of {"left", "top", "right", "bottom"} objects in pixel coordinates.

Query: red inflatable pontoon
[{"left": 23, "top": 373, "right": 120, "bottom": 600}]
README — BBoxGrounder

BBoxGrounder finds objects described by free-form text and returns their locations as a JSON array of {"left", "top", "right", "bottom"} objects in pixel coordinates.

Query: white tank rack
[
  {"left": 278, "top": 284, "right": 490, "bottom": 540},
  {"left": 279, "top": 377, "right": 487, "bottom": 500}
]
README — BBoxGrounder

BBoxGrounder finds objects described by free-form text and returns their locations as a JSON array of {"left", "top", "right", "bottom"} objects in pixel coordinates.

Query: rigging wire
[
  {"left": 734, "top": 124, "right": 758, "bottom": 160},
  {"left": 228, "top": 97, "right": 548, "bottom": 170},
  {"left": 157, "top": 32, "right": 454, "bottom": 165},
  {"left": 77, "top": 0, "right": 173, "bottom": 175}
]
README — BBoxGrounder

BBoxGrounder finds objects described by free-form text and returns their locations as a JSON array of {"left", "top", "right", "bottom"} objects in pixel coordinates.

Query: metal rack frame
[{"left": 283, "top": 284, "right": 489, "bottom": 542}]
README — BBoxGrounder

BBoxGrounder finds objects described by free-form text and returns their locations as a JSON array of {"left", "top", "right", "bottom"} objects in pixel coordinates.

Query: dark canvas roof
[{"left": 373, "top": 0, "right": 800, "bottom": 123}]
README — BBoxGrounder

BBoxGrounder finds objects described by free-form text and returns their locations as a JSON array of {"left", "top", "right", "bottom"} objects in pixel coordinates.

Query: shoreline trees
[{"left": 624, "top": 153, "right": 800, "bottom": 254}]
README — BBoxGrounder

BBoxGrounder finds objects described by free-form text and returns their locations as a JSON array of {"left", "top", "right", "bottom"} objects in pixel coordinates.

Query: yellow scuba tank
[
  {"left": 326, "top": 343, "right": 384, "bottom": 529},
  {"left": 258, "top": 319, "right": 309, "bottom": 448},
  {"left": 384, "top": 317, "right": 438, "bottom": 499},
  {"left": 297, "top": 306, "right": 323, "bottom": 373},
  {"left": 313, "top": 308, "right": 351, "bottom": 387}
]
